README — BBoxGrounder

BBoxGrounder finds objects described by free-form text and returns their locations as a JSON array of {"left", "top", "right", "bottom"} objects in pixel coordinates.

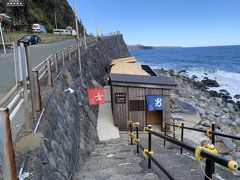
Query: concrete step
[{"left": 73, "top": 135, "right": 159, "bottom": 180}]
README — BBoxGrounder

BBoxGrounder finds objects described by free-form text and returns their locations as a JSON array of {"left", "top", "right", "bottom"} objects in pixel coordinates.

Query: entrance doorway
[{"left": 147, "top": 110, "right": 162, "bottom": 125}]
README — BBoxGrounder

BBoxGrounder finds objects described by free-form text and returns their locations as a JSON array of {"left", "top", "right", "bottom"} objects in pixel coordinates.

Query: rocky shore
[{"left": 154, "top": 68, "right": 240, "bottom": 173}]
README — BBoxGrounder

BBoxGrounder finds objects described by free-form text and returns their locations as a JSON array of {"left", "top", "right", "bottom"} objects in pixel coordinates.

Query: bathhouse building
[{"left": 109, "top": 57, "right": 177, "bottom": 131}]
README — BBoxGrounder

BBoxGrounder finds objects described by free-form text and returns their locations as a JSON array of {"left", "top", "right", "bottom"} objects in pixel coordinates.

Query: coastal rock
[
  {"left": 234, "top": 94, "right": 240, "bottom": 99},
  {"left": 222, "top": 107, "right": 230, "bottom": 113},
  {"left": 198, "top": 108, "right": 205, "bottom": 115},
  {"left": 208, "top": 90, "right": 220, "bottom": 97},
  {"left": 220, "top": 118, "right": 231, "bottom": 126},
  {"left": 220, "top": 89, "right": 230, "bottom": 95},
  {"left": 199, "top": 96, "right": 206, "bottom": 102},
  {"left": 236, "top": 101, "right": 240, "bottom": 108},
  {"left": 201, "top": 79, "right": 220, "bottom": 87},
  {"left": 178, "top": 69, "right": 187, "bottom": 74},
  {"left": 219, "top": 137, "right": 236, "bottom": 151},
  {"left": 169, "top": 69, "right": 175, "bottom": 76},
  {"left": 214, "top": 112, "right": 221, "bottom": 117},
  {"left": 191, "top": 75, "right": 198, "bottom": 80},
  {"left": 201, "top": 120, "right": 211, "bottom": 127},
  {"left": 221, "top": 95, "right": 232, "bottom": 102},
  {"left": 235, "top": 118, "right": 240, "bottom": 125},
  {"left": 216, "top": 98, "right": 223, "bottom": 106},
  {"left": 215, "top": 142, "right": 230, "bottom": 154},
  {"left": 227, "top": 103, "right": 235, "bottom": 113}
]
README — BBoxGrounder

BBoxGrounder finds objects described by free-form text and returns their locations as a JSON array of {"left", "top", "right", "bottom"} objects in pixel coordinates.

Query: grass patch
[{"left": 5, "top": 32, "right": 74, "bottom": 44}]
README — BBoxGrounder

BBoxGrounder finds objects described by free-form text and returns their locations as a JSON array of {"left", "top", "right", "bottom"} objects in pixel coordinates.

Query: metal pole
[
  {"left": 20, "top": 43, "right": 29, "bottom": 131},
  {"left": 180, "top": 123, "right": 184, "bottom": 154},
  {"left": 164, "top": 122, "right": 166, "bottom": 147},
  {"left": 68, "top": 47, "right": 72, "bottom": 61},
  {"left": 130, "top": 123, "right": 133, "bottom": 145},
  {"left": 74, "top": 0, "right": 82, "bottom": 74},
  {"left": 148, "top": 125, "right": 152, "bottom": 169},
  {"left": 211, "top": 122, "right": 215, "bottom": 174},
  {"left": 136, "top": 125, "right": 139, "bottom": 154},
  {"left": 47, "top": 59, "right": 53, "bottom": 86},
  {"left": 173, "top": 119, "right": 176, "bottom": 139},
  {"left": 13, "top": 43, "right": 20, "bottom": 85},
  {"left": 25, "top": 45, "right": 37, "bottom": 118},
  {"left": 32, "top": 70, "right": 42, "bottom": 112},
  {"left": 0, "top": 23, "right": 6, "bottom": 54},
  {"left": 55, "top": 53, "right": 59, "bottom": 74},
  {"left": 62, "top": 50, "right": 65, "bottom": 66},
  {"left": 84, "top": 27, "right": 87, "bottom": 49},
  {"left": 92, "top": 0, "right": 98, "bottom": 38},
  {"left": 0, "top": 108, "right": 17, "bottom": 180},
  {"left": 205, "top": 159, "right": 213, "bottom": 180},
  {"left": 54, "top": 11, "right": 58, "bottom": 29}
]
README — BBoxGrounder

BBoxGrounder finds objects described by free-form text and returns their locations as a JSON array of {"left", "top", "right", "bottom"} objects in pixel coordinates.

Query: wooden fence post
[
  {"left": 55, "top": 53, "right": 59, "bottom": 74},
  {"left": 47, "top": 59, "right": 53, "bottom": 87},
  {"left": 0, "top": 108, "right": 17, "bottom": 180},
  {"left": 62, "top": 50, "right": 65, "bottom": 66},
  {"left": 32, "top": 70, "right": 42, "bottom": 112}
]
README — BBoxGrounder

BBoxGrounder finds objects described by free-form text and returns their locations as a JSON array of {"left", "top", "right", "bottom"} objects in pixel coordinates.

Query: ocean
[{"left": 130, "top": 45, "right": 240, "bottom": 101}]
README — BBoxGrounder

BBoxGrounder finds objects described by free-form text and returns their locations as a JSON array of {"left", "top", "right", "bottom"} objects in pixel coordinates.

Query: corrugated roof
[{"left": 110, "top": 73, "right": 177, "bottom": 87}]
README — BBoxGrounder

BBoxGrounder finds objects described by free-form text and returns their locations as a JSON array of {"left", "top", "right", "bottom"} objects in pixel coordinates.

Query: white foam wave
[{"left": 187, "top": 69, "right": 240, "bottom": 102}]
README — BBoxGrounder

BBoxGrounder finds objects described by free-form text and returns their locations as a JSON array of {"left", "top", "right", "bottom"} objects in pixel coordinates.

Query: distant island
[{"left": 128, "top": 44, "right": 182, "bottom": 50}]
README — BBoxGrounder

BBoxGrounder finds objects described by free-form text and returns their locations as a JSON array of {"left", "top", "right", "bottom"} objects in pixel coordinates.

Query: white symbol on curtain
[{"left": 154, "top": 98, "right": 162, "bottom": 107}]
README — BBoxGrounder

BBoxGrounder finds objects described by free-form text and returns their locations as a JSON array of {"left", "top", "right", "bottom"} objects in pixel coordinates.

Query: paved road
[{"left": 0, "top": 39, "right": 76, "bottom": 100}]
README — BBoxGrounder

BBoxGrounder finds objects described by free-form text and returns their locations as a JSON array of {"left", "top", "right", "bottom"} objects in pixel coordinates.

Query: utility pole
[
  {"left": 84, "top": 26, "right": 87, "bottom": 50},
  {"left": 54, "top": 11, "right": 58, "bottom": 29},
  {"left": 92, "top": 0, "right": 98, "bottom": 38},
  {"left": 74, "top": 0, "right": 82, "bottom": 74}
]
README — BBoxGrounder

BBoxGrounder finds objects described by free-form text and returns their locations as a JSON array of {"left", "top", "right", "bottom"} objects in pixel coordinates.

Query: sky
[{"left": 68, "top": 0, "right": 240, "bottom": 47}]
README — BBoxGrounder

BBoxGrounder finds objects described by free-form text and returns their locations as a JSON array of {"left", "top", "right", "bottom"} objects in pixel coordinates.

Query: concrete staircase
[
  {"left": 73, "top": 134, "right": 159, "bottom": 180},
  {"left": 74, "top": 133, "right": 239, "bottom": 180}
]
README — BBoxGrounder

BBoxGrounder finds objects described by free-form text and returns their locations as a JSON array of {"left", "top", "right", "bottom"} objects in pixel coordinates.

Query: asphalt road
[{"left": 0, "top": 39, "right": 76, "bottom": 100}]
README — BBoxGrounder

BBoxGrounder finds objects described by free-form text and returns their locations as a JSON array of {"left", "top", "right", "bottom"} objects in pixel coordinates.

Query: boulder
[
  {"left": 234, "top": 94, "right": 240, "bottom": 99},
  {"left": 221, "top": 95, "right": 232, "bottom": 102},
  {"left": 235, "top": 118, "right": 240, "bottom": 125},
  {"left": 219, "top": 89, "right": 230, "bottom": 95},
  {"left": 226, "top": 103, "right": 235, "bottom": 113},
  {"left": 191, "top": 75, "right": 198, "bottom": 80},
  {"left": 198, "top": 108, "right": 205, "bottom": 115},
  {"left": 201, "top": 120, "right": 211, "bottom": 127},
  {"left": 222, "top": 107, "right": 230, "bottom": 113},
  {"left": 216, "top": 97, "right": 223, "bottom": 106},
  {"left": 208, "top": 90, "right": 220, "bottom": 97},
  {"left": 221, "top": 118, "right": 231, "bottom": 126},
  {"left": 219, "top": 137, "right": 236, "bottom": 151},
  {"left": 236, "top": 101, "right": 240, "bottom": 108},
  {"left": 199, "top": 96, "right": 206, "bottom": 101},
  {"left": 214, "top": 112, "right": 221, "bottom": 117},
  {"left": 169, "top": 69, "right": 175, "bottom": 76},
  {"left": 178, "top": 69, "right": 187, "bottom": 73},
  {"left": 201, "top": 79, "right": 220, "bottom": 87}
]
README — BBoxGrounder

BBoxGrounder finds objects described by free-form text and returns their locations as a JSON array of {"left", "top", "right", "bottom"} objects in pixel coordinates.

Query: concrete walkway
[{"left": 97, "top": 86, "right": 120, "bottom": 141}]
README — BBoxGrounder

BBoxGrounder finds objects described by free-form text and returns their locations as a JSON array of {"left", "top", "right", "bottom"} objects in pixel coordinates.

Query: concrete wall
[{"left": 20, "top": 35, "right": 129, "bottom": 179}]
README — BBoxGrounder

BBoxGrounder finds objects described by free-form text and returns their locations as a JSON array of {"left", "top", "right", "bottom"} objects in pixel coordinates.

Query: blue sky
[{"left": 68, "top": 0, "right": 240, "bottom": 47}]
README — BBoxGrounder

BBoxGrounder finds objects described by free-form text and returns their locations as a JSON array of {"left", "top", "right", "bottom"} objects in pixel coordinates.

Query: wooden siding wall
[
  {"left": 112, "top": 86, "right": 129, "bottom": 130},
  {"left": 112, "top": 85, "right": 171, "bottom": 131},
  {"left": 128, "top": 87, "right": 145, "bottom": 129}
]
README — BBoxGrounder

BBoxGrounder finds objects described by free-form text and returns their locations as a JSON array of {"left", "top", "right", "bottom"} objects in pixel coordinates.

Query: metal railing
[
  {"left": 0, "top": 42, "right": 79, "bottom": 180},
  {"left": 128, "top": 121, "right": 239, "bottom": 180}
]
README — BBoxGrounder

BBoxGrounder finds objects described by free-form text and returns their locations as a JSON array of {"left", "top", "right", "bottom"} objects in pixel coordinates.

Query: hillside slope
[{"left": 0, "top": 0, "right": 84, "bottom": 33}]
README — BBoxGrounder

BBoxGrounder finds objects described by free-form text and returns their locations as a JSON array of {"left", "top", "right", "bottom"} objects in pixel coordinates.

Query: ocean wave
[{"left": 185, "top": 69, "right": 240, "bottom": 102}]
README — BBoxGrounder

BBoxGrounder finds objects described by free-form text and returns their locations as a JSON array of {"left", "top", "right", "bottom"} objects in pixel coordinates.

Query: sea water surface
[{"left": 130, "top": 45, "right": 240, "bottom": 101}]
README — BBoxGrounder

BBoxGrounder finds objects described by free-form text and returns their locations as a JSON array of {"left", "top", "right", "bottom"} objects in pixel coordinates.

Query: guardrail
[{"left": 128, "top": 121, "right": 239, "bottom": 180}]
